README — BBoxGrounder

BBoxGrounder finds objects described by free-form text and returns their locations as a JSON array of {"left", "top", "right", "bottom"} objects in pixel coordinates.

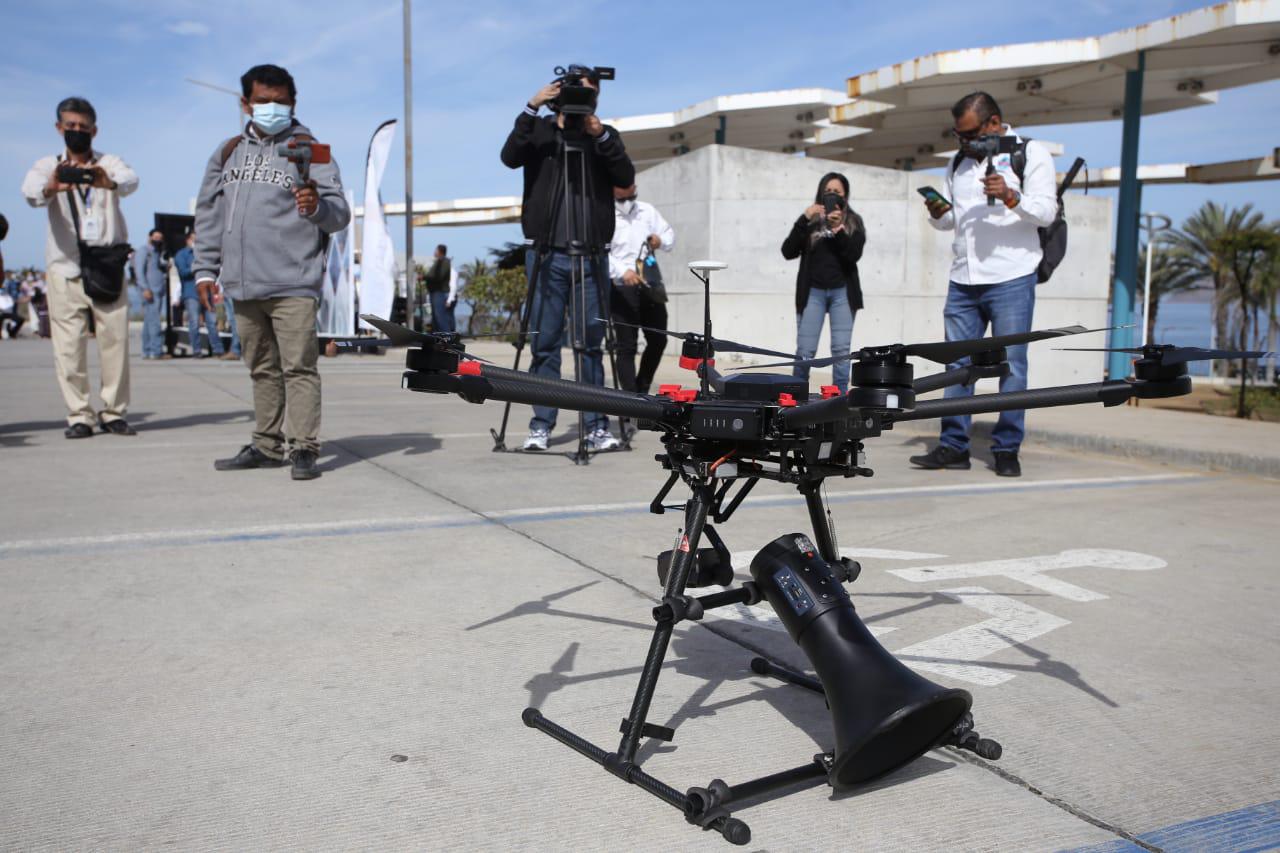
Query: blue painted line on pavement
[{"left": 1062, "top": 799, "right": 1280, "bottom": 853}]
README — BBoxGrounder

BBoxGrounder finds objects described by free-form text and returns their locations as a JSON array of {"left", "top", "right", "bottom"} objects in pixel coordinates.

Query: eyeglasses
[{"left": 951, "top": 127, "right": 982, "bottom": 142}]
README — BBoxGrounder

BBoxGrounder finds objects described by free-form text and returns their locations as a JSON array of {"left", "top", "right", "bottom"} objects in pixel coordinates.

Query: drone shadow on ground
[
  {"left": 320, "top": 433, "right": 444, "bottom": 473},
  {"left": 469, "top": 580, "right": 961, "bottom": 816}
]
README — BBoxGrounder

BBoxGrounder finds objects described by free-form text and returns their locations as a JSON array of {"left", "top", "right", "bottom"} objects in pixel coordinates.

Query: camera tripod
[{"left": 490, "top": 127, "right": 628, "bottom": 465}]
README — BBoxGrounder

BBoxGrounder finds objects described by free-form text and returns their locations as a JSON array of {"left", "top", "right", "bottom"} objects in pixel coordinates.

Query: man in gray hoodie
[{"left": 194, "top": 64, "right": 349, "bottom": 480}]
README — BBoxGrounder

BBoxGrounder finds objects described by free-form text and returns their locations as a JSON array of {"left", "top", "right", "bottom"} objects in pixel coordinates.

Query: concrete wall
[{"left": 637, "top": 145, "right": 1114, "bottom": 389}]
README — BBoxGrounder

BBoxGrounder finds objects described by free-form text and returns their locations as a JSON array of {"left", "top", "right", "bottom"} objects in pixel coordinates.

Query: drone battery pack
[
  {"left": 689, "top": 403, "right": 765, "bottom": 439},
  {"left": 405, "top": 347, "right": 460, "bottom": 373},
  {"left": 722, "top": 373, "right": 810, "bottom": 404}
]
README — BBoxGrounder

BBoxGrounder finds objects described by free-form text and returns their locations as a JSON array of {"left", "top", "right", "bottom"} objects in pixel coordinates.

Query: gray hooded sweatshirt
[{"left": 192, "top": 120, "right": 350, "bottom": 300}]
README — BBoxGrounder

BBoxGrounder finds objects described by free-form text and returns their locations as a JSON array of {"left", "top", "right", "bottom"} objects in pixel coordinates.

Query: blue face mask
[{"left": 250, "top": 102, "right": 292, "bottom": 136}]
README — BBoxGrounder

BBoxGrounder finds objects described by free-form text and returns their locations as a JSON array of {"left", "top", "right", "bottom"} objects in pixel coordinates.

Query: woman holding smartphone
[{"left": 781, "top": 171, "right": 866, "bottom": 392}]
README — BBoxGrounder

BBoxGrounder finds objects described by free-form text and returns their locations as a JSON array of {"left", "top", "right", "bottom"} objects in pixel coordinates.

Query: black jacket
[
  {"left": 424, "top": 257, "right": 451, "bottom": 293},
  {"left": 500, "top": 111, "right": 635, "bottom": 249},
  {"left": 781, "top": 213, "right": 866, "bottom": 314}
]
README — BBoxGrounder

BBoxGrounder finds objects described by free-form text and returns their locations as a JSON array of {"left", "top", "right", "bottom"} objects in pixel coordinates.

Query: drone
[{"left": 367, "top": 260, "right": 1269, "bottom": 846}]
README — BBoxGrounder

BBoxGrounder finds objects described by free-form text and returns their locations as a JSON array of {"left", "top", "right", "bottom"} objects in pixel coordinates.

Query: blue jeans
[
  {"left": 430, "top": 291, "right": 455, "bottom": 334},
  {"left": 224, "top": 294, "right": 241, "bottom": 356},
  {"left": 141, "top": 295, "right": 164, "bottom": 357},
  {"left": 526, "top": 249, "right": 607, "bottom": 433},
  {"left": 185, "top": 297, "right": 224, "bottom": 356},
  {"left": 793, "top": 287, "right": 856, "bottom": 392},
  {"left": 939, "top": 273, "right": 1037, "bottom": 454}
]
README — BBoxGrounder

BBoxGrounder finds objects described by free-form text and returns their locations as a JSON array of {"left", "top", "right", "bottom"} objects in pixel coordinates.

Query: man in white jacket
[
  {"left": 909, "top": 92, "right": 1057, "bottom": 478},
  {"left": 22, "top": 96, "right": 139, "bottom": 439},
  {"left": 608, "top": 183, "right": 675, "bottom": 395}
]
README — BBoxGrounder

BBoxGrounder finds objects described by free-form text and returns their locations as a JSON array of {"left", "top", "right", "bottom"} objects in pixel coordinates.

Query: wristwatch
[{"left": 1004, "top": 190, "right": 1021, "bottom": 209}]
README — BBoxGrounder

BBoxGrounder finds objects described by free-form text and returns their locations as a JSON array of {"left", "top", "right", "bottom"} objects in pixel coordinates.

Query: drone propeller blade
[
  {"left": 710, "top": 337, "right": 797, "bottom": 359},
  {"left": 606, "top": 320, "right": 794, "bottom": 359},
  {"left": 1057, "top": 345, "right": 1274, "bottom": 365},
  {"left": 733, "top": 353, "right": 844, "bottom": 371},
  {"left": 359, "top": 314, "right": 436, "bottom": 347},
  {"left": 333, "top": 337, "right": 393, "bottom": 348},
  {"left": 902, "top": 325, "right": 1101, "bottom": 365}
]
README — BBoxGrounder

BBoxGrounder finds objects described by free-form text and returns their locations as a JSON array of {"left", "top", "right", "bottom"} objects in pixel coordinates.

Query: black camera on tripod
[{"left": 550, "top": 64, "right": 615, "bottom": 116}]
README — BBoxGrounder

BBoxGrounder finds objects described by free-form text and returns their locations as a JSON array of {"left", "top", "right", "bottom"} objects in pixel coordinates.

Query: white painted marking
[
  {"left": 888, "top": 549, "right": 1167, "bottom": 602},
  {"left": 892, "top": 586, "right": 1071, "bottom": 686}
]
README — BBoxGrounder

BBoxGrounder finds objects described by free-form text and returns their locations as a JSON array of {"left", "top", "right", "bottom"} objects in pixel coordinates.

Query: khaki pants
[
  {"left": 235, "top": 297, "right": 320, "bottom": 457},
  {"left": 47, "top": 269, "right": 130, "bottom": 427}
]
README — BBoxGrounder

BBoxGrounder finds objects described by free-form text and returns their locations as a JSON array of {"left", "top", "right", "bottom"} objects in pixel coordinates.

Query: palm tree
[
  {"left": 1137, "top": 240, "right": 1202, "bottom": 344},
  {"left": 1165, "top": 202, "right": 1266, "bottom": 376},
  {"left": 1212, "top": 225, "right": 1279, "bottom": 416}
]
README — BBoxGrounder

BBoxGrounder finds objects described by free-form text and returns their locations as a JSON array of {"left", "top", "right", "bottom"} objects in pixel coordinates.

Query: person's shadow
[{"left": 320, "top": 433, "right": 443, "bottom": 472}]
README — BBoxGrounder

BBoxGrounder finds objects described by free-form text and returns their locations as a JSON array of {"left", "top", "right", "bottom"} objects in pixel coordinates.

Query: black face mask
[{"left": 64, "top": 129, "right": 92, "bottom": 155}]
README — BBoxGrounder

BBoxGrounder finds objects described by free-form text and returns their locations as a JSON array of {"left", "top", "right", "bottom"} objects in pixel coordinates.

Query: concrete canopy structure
[
  {"left": 605, "top": 88, "right": 859, "bottom": 168},
  {"left": 816, "top": 0, "right": 1280, "bottom": 169},
  {"left": 816, "top": 0, "right": 1280, "bottom": 378}
]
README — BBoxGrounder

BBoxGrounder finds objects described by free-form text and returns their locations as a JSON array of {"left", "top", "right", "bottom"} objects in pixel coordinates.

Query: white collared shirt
[
  {"left": 609, "top": 200, "right": 675, "bottom": 281},
  {"left": 929, "top": 127, "right": 1057, "bottom": 285},
  {"left": 22, "top": 149, "right": 139, "bottom": 279}
]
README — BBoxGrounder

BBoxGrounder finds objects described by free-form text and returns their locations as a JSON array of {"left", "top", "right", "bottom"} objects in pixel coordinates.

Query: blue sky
[{"left": 3, "top": 0, "right": 1278, "bottom": 273}]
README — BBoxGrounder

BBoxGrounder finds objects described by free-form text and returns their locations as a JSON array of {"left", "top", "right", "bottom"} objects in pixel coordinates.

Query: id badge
[{"left": 81, "top": 212, "right": 102, "bottom": 242}]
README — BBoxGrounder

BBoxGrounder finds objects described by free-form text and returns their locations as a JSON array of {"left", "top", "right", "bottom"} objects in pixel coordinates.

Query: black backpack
[{"left": 951, "top": 141, "right": 1085, "bottom": 284}]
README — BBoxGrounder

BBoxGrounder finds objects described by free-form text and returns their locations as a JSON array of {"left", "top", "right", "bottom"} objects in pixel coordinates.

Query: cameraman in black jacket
[{"left": 500, "top": 66, "right": 635, "bottom": 452}]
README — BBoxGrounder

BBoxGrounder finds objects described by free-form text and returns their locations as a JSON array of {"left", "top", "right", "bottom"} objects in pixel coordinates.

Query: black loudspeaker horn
[{"left": 750, "top": 534, "right": 972, "bottom": 787}]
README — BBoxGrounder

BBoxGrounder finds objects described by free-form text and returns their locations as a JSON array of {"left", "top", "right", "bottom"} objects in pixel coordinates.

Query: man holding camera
[
  {"left": 194, "top": 64, "right": 350, "bottom": 481},
  {"left": 501, "top": 65, "right": 635, "bottom": 452},
  {"left": 609, "top": 182, "right": 674, "bottom": 395},
  {"left": 21, "top": 96, "right": 139, "bottom": 438},
  {"left": 909, "top": 92, "right": 1057, "bottom": 478}
]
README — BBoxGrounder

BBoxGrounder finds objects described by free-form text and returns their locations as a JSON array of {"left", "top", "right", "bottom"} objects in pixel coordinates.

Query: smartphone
[{"left": 916, "top": 186, "right": 950, "bottom": 207}]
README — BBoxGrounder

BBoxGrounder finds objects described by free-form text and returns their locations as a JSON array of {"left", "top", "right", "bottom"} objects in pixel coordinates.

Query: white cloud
[{"left": 167, "top": 19, "right": 211, "bottom": 36}]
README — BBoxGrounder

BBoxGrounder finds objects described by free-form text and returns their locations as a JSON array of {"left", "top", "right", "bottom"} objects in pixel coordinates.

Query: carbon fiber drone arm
[
  {"left": 404, "top": 356, "right": 679, "bottom": 422},
  {"left": 891, "top": 376, "right": 1190, "bottom": 423}
]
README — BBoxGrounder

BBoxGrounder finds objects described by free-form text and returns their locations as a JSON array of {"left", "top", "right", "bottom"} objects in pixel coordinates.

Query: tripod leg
[
  {"left": 568, "top": 254, "right": 590, "bottom": 464},
  {"left": 593, "top": 250, "right": 633, "bottom": 446},
  {"left": 617, "top": 483, "right": 713, "bottom": 762},
  {"left": 492, "top": 246, "right": 547, "bottom": 450}
]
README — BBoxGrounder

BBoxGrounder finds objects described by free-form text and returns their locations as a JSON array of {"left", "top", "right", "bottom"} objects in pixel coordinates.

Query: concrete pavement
[{"left": 1, "top": 334, "right": 1278, "bottom": 851}]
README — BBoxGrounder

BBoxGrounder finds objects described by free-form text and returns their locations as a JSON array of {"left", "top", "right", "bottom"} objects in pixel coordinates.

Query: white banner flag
[
  {"left": 359, "top": 118, "right": 398, "bottom": 331},
  {"left": 317, "top": 190, "right": 357, "bottom": 337}
]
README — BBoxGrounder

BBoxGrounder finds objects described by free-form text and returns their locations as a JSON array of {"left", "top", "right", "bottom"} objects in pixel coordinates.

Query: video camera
[{"left": 550, "top": 64, "right": 615, "bottom": 116}]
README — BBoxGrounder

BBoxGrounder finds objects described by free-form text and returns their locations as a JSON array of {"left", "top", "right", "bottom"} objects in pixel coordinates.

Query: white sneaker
[
  {"left": 522, "top": 428, "right": 550, "bottom": 451},
  {"left": 588, "top": 428, "right": 620, "bottom": 451}
]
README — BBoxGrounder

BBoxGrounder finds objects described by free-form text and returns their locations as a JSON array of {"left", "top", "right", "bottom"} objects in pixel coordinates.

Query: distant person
[
  {"left": 2, "top": 272, "right": 25, "bottom": 339},
  {"left": 175, "top": 231, "right": 223, "bottom": 358},
  {"left": 21, "top": 96, "right": 139, "bottom": 437},
  {"left": 194, "top": 63, "right": 350, "bottom": 480},
  {"left": 909, "top": 92, "right": 1056, "bottom": 478},
  {"left": 424, "top": 243, "right": 455, "bottom": 333},
  {"left": 608, "top": 182, "right": 674, "bottom": 394},
  {"left": 781, "top": 171, "right": 865, "bottom": 394},
  {"left": 135, "top": 228, "right": 170, "bottom": 359}
]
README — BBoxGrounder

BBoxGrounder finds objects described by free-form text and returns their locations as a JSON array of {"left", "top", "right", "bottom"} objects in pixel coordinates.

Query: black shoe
[
  {"left": 64, "top": 423, "right": 94, "bottom": 439},
  {"left": 99, "top": 418, "right": 136, "bottom": 436},
  {"left": 290, "top": 449, "right": 321, "bottom": 480},
  {"left": 993, "top": 450, "right": 1021, "bottom": 478},
  {"left": 214, "top": 445, "right": 287, "bottom": 471},
  {"left": 909, "top": 445, "right": 971, "bottom": 470}
]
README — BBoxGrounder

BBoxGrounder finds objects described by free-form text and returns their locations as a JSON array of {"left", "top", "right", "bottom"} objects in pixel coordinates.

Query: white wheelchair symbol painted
[{"left": 701, "top": 547, "right": 1165, "bottom": 688}]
